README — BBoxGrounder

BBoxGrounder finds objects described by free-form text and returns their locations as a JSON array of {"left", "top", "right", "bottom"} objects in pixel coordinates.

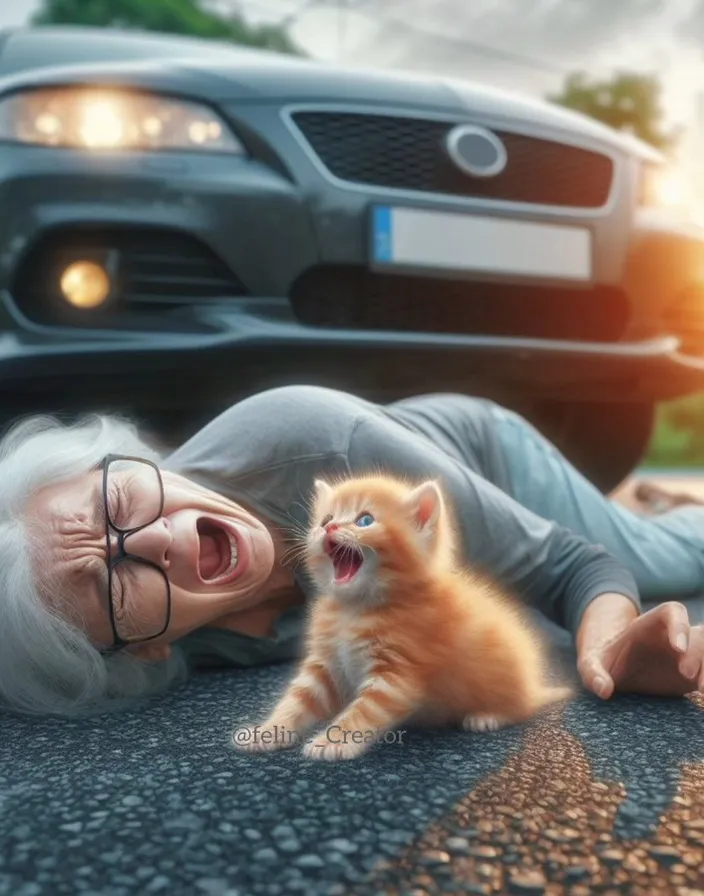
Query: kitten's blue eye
[{"left": 356, "top": 513, "right": 375, "bottom": 528}]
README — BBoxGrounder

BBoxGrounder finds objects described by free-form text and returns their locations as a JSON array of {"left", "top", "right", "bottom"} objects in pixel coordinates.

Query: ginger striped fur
[{"left": 234, "top": 473, "right": 572, "bottom": 761}]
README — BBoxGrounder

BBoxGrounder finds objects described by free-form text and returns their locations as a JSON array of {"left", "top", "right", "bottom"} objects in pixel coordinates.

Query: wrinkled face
[
  {"left": 26, "top": 462, "right": 276, "bottom": 658},
  {"left": 305, "top": 477, "right": 443, "bottom": 604}
]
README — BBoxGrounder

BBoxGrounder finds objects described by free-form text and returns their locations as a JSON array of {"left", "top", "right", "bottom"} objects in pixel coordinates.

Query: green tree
[
  {"left": 548, "top": 71, "right": 677, "bottom": 151},
  {"left": 32, "top": 0, "right": 302, "bottom": 55},
  {"left": 646, "top": 394, "right": 704, "bottom": 468}
]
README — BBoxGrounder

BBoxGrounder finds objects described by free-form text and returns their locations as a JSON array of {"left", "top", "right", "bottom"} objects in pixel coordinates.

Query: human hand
[{"left": 578, "top": 602, "right": 704, "bottom": 699}]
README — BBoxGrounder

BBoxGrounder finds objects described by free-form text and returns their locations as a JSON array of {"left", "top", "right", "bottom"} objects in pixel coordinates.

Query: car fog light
[{"left": 60, "top": 261, "right": 112, "bottom": 308}]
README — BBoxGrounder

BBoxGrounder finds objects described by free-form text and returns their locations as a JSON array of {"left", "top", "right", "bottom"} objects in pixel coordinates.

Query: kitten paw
[
  {"left": 232, "top": 723, "right": 298, "bottom": 753},
  {"left": 302, "top": 736, "right": 367, "bottom": 761},
  {"left": 462, "top": 713, "right": 506, "bottom": 733}
]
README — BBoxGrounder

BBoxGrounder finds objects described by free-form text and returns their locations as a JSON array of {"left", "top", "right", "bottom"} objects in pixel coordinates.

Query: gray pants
[{"left": 488, "top": 404, "right": 704, "bottom": 620}]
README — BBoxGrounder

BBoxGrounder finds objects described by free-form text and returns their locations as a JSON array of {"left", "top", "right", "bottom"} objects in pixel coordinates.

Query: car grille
[
  {"left": 12, "top": 228, "right": 247, "bottom": 329},
  {"left": 290, "top": 265, "right": 629, "bottom": 343},
  {"left": 290, "top": 111, "right": 614, "bottom": 209}
]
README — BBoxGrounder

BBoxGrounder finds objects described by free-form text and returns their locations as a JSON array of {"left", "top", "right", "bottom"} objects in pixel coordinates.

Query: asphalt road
[{"left": 2, "top": 631, "right": 704, "bottom": 896}]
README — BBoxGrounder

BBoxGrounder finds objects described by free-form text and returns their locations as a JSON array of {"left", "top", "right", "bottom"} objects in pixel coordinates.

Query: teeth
[
  {"left": 228, "top": 533, "right": 239, "bottom": 570},
  {"left": 219, "top": 532, "right": 239, "bottom": 579}
]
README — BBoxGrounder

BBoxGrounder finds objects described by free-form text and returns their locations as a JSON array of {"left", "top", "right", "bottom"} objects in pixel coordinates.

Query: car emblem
[{"left": 445, "top": 124, "right": 507, "bottom": 178}]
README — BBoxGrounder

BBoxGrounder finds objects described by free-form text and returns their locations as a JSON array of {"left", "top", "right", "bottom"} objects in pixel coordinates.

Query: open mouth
[
  {"left": 325, "top": 538, "right": 364, "bottom": 585},
  {"left": 197, "top": 519, "right": 239, "bottom": 582}
]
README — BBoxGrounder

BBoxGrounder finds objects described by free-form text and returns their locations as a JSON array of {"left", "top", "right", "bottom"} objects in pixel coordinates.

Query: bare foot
[
  {"left": 634, "top": 481, "right": 704, "bottom": 514},
  {"left": 610, "top": 477, "right": 704, "bottom": 515}
]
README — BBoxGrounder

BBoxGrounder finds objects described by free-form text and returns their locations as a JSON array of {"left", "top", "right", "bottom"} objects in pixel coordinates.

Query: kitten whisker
[{"left": 281, "top": 543, "right": 312, "bottom": 566}]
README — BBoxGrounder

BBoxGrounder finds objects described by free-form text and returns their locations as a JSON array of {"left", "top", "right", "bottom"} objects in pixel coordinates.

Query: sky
[
  {"left": 244, "top": 0, "right": 704, "bottom": 183},
  {"left": 5, "top": 0, "right": 704, "bottom": 168}
]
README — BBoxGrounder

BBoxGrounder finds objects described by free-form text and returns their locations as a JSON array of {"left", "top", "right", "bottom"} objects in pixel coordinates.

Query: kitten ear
[
  {"left": 314, "top": 479, "right": 333, "bottom": 500},
  {"left": 406, "top": 480, "right": 444, "bottom": 531}
]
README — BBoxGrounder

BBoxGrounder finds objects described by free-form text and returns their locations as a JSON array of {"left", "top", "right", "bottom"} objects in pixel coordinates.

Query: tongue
[
  {"left": 199, "top": 534, "right": 221, "bottom": 579},
  {"left": 198, "top": 523, "right": 229, "bottom": 580},
  {"left": 334, "top": 552, "right": 361, "bottom": 583}
]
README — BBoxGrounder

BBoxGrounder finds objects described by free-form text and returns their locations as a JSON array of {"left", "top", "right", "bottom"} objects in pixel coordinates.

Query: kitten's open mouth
[{"left": 326, "top": 539, "right": 364, "bottom": 584}]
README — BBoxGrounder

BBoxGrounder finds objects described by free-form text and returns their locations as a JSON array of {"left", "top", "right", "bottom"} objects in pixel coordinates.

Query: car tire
[{"left": 528, "top": 400, "right": 655, "bottom": 495}]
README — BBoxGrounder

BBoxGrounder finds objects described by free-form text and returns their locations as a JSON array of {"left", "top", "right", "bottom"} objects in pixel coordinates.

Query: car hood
[{"left": 0, "top": 35, "right": 662, "bottom": 163}]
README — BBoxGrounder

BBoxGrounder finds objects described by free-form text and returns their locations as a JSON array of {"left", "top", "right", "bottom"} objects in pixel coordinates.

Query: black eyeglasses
[{"left": 99, "top": 454, "right": 172, "bottom": 657}]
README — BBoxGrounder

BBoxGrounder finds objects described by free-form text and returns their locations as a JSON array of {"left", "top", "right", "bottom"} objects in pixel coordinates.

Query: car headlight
[
  {"left": 0, "top": 87, "right": 244, "bottom": 153},
  {"left": 639, "top": 163, "right": 687, "bottom": 210}
]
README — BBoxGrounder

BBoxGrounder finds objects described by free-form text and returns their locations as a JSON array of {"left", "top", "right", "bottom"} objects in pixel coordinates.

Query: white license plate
[{"left": 371, "top": 205, "right": 592, "bottom": 281}]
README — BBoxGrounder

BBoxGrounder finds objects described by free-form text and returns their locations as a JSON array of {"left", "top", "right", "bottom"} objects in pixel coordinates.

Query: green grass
[{"left": 645, "top": 393, "right": 704, "bottom": 468}]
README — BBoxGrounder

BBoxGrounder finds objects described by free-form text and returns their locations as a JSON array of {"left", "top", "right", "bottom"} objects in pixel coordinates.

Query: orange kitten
[{"left": 235, "top": 474, "right": 572, "bottom": 761}]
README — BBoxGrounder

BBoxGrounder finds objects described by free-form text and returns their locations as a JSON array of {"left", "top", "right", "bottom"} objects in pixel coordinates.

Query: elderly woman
[{"left": 1, "top": 384, "right": 703, "bottom": 719}]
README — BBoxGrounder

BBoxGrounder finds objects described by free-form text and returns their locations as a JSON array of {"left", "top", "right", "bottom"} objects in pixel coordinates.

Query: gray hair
[{"left": 0, "top": 413, "right": 189, "bottom": 718}]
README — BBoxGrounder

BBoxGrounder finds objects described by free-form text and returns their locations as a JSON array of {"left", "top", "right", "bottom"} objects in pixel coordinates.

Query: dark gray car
[{"left": 0, "top": 24, "right": 702, "bottom": 490}]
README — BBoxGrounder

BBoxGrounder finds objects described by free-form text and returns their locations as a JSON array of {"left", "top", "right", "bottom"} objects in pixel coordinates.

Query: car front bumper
[
  {"left": 1, "top": 103, "right": 704, "bottom": 418},
  {"left": 1, "top": 296, "right": 701, "bottom": 403}
]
